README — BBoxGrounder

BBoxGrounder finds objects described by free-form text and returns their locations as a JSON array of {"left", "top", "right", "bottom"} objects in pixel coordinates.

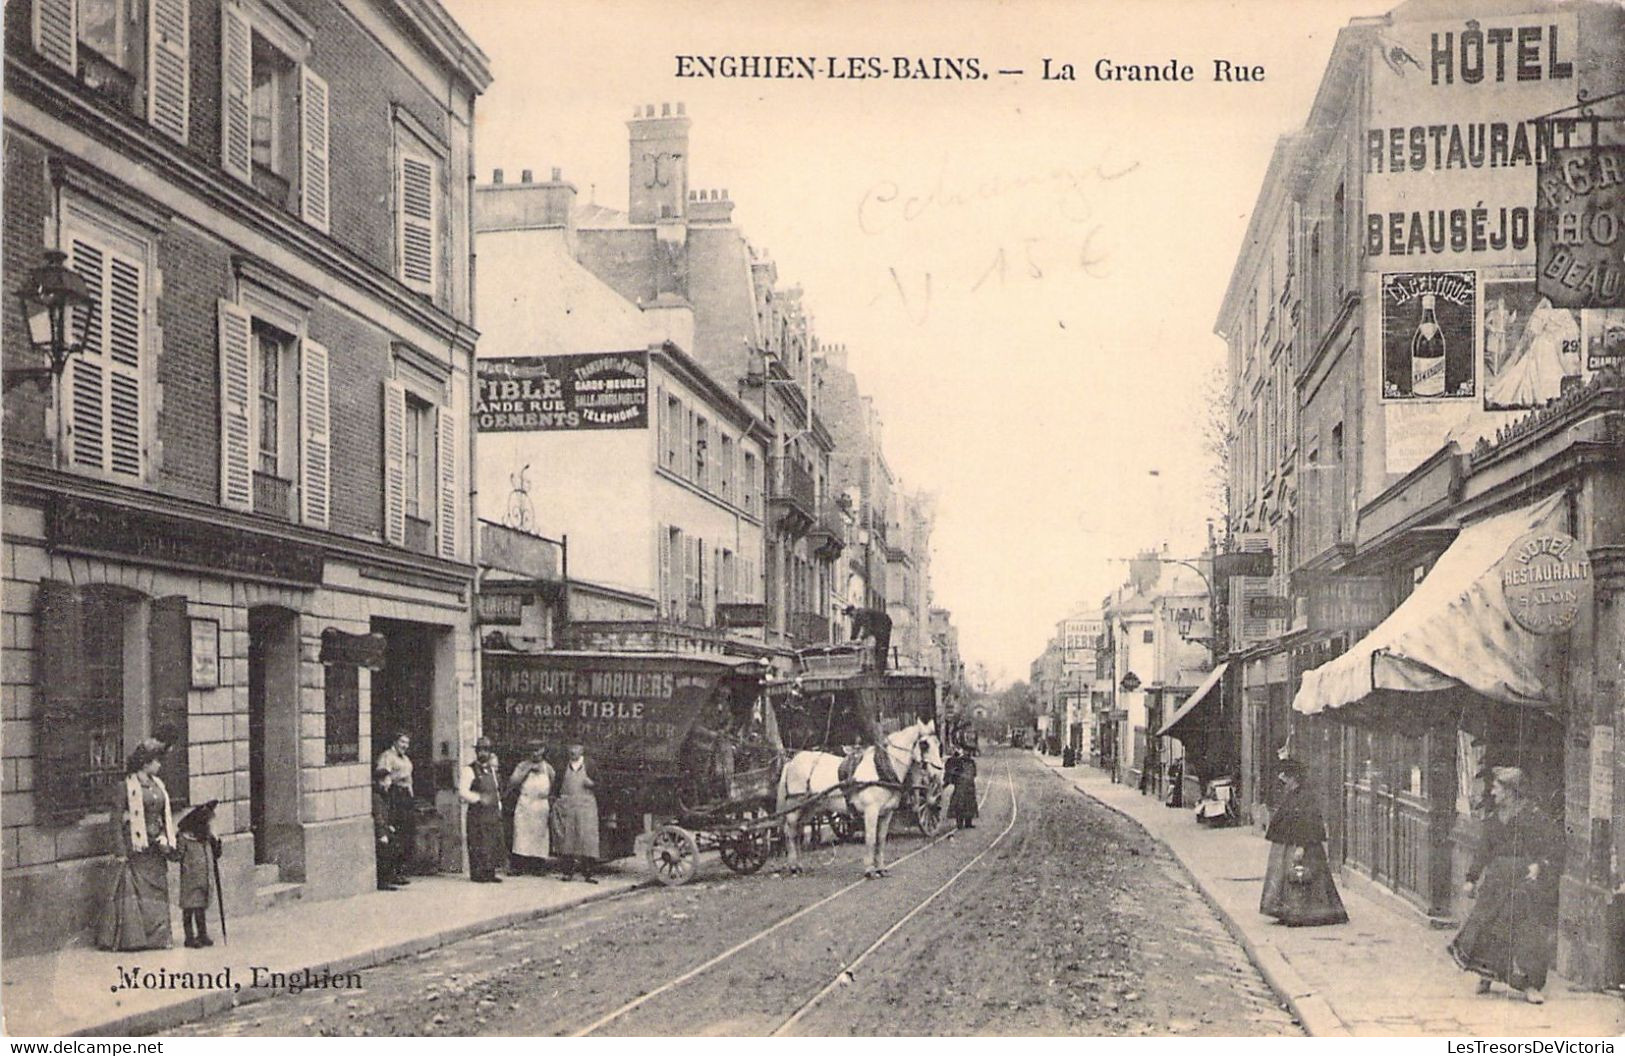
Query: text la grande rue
[{"left": 1044, "top": 58, "right": 1264, "bottom": 82}]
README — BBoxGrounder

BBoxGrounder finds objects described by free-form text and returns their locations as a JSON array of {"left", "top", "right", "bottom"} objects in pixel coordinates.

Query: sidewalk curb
[
  {"left": 1041, "top": 764, "right": 1353, "bottom": 1038},
  {"left": 85, "top": 879, "right": 654, "bottom": 1037}
]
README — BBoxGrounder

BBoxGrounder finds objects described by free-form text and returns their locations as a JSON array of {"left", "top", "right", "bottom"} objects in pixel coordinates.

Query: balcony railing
[
  {"left": 807, "top": 502, "right": 847, "bottom": 559},
  {"left": 404, "top": 515, "right": 434, "bottom": 556},
  {"left": 768, "top": 458, "right": 816, "bottom": 533},
  {"left": 253, "top": 472, "right": 293, "bottom": 522},
  {"left": 789, "top": 611, "right": 831, "bottom": 646}
]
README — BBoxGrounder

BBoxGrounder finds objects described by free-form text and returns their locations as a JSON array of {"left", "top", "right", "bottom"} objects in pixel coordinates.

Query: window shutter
[
  {"left": 436, "top": 404, "right": 458, "bottom": 560},
  {"left": 299, "top": 339, "right": 331, "bottom": 528},
  {"left": 299, "top": 66, "right": 330, "bottom": 233},
  {"left": 217, "top": 300, "right": 255, "bottom": 510},
  {"left": 36, "top": 581, "right": 91, "bottom": 824},
  {"left": 220, "top": 2, "right": 252, "bottom": 182},
  {"left": 655, "top": 386, "right": 667, "bottom": 467},
  {"left": 657, "top": 524, "right": 670, "bottom": 617},
  {"left": 712, "top": 545, "right": 722, "bottom": 613},
  {"left": 398, "top": 153, "right": 436, "bottom": 292},
  {"left": 382, "top": 380, "right": 407, "bottom": 546},
  {"left": 31, "top": 0, "right": 75, "bottom": 73},
  {"left": 149, "top": 596, "right": 191, "bottom": 809},
  {"left": 66, "top": 235, "right": 144, "bottom": 479},
  {"left": 147, "top": 0, "right": 190, "bottom": 143}
]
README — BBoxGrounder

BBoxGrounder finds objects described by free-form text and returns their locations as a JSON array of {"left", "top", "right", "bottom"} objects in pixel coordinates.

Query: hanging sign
[
  {"left": 1536, "top": 145, "right": 1625, "bottom": 310},
  {"left": 1498, "top": 528, "right": 1591, "bottom": 634}
]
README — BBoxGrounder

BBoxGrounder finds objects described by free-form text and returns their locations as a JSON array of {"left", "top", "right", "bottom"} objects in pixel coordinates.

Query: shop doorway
[
  {"left": 370, "top": 619, "right": 439, "bottom": 799},
  {"left": 248, "top": 606, "right": 302, "bottom": 878}
]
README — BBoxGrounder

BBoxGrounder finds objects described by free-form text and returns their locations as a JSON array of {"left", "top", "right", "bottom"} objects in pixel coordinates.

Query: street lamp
[{"left": 9, "top": 250, "right": 94, "bottom": 468}]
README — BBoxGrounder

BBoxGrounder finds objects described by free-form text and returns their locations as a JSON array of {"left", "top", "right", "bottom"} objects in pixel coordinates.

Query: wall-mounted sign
[
  {"left": 1483, "top": 279, "right": 1582, "bottom": 411},
  {"left": 1119, "top": 671, "right": 1141, "bottom": 693},
  {"left": 1245, "top": 596, "right": 1292, "bottom": 620},
  {"left": 716, "top": 602, "right": 768, "bottom": 629},
  {"left": 1537, "top": 145, "right": 1625, "bottom": 310},
  {"left": 1382, "top": 271, "right": 1477, "bottom": 400},
  {"left": 188, "top": 618, "right": 218, "bottom": 688},
  {"left": 1499, "top": 528, "right": 1591, "bottom": 634},
  {"left": 1583, "top": 308, "right": 1625, "bottom": 373},
  {"left": 1305, "top": 576, "right": 1394, "bottom": 633},
  {"left": 47, "top": 495, "right": 325, "bottom": 585},
  {"left": 476, "top": 592, "right": 526, "bottom": 626},
  {"left": 476, "top": 352, "right": 649, "bottom": 432}
]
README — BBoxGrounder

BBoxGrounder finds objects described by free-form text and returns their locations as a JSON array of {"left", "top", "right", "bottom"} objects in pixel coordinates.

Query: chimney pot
[
  {"left": 521, "top": 169, "right": 533, "bottom": 183},
  {"left": 493, "top": 168, "right": 504, "bottom": 184},
  {"left": 645, "top": 102, "right": 654, "bottom": 116},
  {"left": 677, "top": 102, "right": 686, "bottom": 115},
  {"left": 551, "top": 167, "right": 562, "bottom": 181},
  {"left": 662, "top": 102, "right": 671, "bottom": 116}
]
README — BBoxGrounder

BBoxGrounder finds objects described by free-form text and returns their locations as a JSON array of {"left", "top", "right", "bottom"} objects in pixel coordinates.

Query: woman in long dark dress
[
  {"left": 99, "top": 741, "right": 177, "bottom": 950},
  {"left": 945, "top": 747, "right": 978, "bottom": 829},
  {"left": 1259, "top": 759, "right": 1348, "bottom": 927},
  {"left": 1448, "top": 766, "right": 1561, "bottom": 1004}
]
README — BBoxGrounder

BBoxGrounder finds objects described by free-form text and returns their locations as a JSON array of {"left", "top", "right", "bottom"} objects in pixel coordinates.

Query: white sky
[{"left": 443, "top": 0, "right": 1385, "bottom": 685}]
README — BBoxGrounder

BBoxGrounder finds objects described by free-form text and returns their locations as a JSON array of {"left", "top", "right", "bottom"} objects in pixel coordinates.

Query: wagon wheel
[
  {"left": 827, "top": 810, "right": 857, "bottom": 843},
  {"left": 648, "top": 825, "right": 700, "bottom": 886},
  {"left": 719, "top": 830, "right": 773, "bottom": 875},
  {"left": 913, "top": 789, "right": 944, "bottom": 836}
]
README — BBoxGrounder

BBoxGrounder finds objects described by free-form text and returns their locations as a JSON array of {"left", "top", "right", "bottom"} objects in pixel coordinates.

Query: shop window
[
  {"left": 323, "top": 664, "right": 360, "bottom": 764},
  {"left": 35, "top": 584, "right": 190, "bottom": 825}
]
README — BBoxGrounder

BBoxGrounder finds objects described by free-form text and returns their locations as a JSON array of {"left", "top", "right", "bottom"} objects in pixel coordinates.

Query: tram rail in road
[{"left": 570, "top": 760, "right": 1009, "bottom": 1037}]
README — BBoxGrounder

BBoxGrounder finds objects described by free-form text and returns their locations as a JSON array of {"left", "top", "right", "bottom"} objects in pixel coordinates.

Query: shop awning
[
  {"left": 1157, "top": 662, "right": 1227, "bottom": 739},
  {"left": 1293, "top": 493, "right": 1567, "bottom": 718}
]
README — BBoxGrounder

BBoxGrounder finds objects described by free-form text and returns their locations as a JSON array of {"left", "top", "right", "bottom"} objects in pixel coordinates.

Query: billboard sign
[
  {"left": 476, "top": 352, "right": 649, "bottom": 432},
  {"left": 1382, "top": 271, "right": 1477, "bottom": 400}
]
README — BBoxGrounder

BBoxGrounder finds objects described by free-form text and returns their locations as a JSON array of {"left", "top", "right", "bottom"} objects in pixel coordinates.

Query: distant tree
[{"left": 1201, "top": 360, "right": 1233, "bottom": 539}]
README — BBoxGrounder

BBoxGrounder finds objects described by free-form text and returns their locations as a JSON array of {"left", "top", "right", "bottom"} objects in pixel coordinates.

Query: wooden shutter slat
[
  {"left": 218, "top": 300, "right": 255, "bottom": 510},
  {"left": 147, "top": 0, "right": 190, "bottom": 142},
  {"left": 149, "top": 596, "right": 191, "bottom": 809},
  {"left": 382, "top": 380, "right": 406, "bottom": 546},
  {"left": 300, "top": 339, "right": 331, "bottom": 528},
  {"left": 299, "top": 66, "right": 331, "bottom": 233},
  {"left": 36, "top": 582, "right": 91, "bottom": 824},
  {"left": 31, "top": 0, "right": 75, "bottom": 73},
  {"left": 220, "top": 3, "right": 252, "bottom": 183},
  {"left": 436, "top": 404, "right": 458, "bottom": 559}
]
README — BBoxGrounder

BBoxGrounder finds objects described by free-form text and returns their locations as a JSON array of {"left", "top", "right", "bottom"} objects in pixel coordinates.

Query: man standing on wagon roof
[{"left": 551, "top": 743, "right": 601, "bottom": 883}]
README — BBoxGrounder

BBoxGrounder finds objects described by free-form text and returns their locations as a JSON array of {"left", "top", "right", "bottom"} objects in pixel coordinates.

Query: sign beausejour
[
  {"left": 1537, "top": 145, "right": 1625, "bottom": 310},
  {"left": 476, "top": 352, "right": 649, "bottom": 432},
  {"left": 1499, "top": 528, "right": 1592, "bottom": 635}
]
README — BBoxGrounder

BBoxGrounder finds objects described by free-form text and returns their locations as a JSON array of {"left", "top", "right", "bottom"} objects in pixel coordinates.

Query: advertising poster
[
  {"left": 475, "top": 352, "right": 649, "bottom": 431},
  {"left": 1537, "top": 144, "right": 1625, "bottom": 310},
  {"left": 1482, "top": 279, "right": 1581, "bottom": 410},
  {"left": 1381, "top": 271, "right": 1476, "bottom": 400},
  {"left": 1582, "top": 307, "right": 1625, "bottom": 373}
]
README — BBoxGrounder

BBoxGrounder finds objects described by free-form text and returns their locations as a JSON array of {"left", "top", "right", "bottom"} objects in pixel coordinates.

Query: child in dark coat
[{"left": 175, "top": 800, "right": 222, "bottom": 948}]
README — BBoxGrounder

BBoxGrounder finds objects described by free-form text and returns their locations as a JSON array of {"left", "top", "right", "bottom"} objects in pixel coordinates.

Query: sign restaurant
[
  {"left": 1499, "top": 528, "right": 1592, "bottom": 635},
  {"left": 1537, "top": 145, "right": 1625, "bottom": 310},
  {"left": 476, "top": 352, "right": 649, "bottom": 432}
]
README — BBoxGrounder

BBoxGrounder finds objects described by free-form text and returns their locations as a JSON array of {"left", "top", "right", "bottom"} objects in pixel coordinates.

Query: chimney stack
[
  {"left": 474, "top": 166, "right": 578, "bottom": 234},
  {"left": 628, "top": 101, "right": 691, "bottom": 224}
]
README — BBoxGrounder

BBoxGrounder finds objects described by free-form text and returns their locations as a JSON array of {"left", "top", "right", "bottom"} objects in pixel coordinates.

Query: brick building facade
[{"left": 1, "top": 0, "right": 489, "bottom": 954}]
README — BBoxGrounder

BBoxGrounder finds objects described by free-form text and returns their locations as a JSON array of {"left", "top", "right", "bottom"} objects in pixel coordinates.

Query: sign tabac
[
  {"left": 476, "top": 352, "right": 649, "bottom": 432},
  {"left": 1499, "top": 528, "right": 1591, "bottom": 634}
]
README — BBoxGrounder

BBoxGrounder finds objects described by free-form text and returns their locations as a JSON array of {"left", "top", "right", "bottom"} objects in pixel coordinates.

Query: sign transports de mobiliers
[
  {"left": 476, "top": 352, "right": 649, "bottom": 431},
  {"left": 1499, "top": 528, "right": 1592, "bottom": 634}
]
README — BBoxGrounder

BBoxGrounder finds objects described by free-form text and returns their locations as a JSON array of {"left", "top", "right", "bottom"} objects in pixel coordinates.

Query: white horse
[{"left": 776, "top": 718, "right": 943, "bottom": 878}]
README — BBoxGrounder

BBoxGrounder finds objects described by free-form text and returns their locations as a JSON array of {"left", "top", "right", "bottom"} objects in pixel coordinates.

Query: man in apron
[{"left": 551, "top": 743, "right": 601, "bottom": 883}]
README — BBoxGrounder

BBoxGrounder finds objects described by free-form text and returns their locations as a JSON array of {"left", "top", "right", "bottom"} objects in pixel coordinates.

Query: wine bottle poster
[{"left": 1380, "top": 270, "right": 1476, "bottom": 400}]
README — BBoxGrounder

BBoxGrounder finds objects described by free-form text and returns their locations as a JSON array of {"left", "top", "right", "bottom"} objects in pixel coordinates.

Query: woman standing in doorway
[
  {"left": 1449, "top": 766, "right": 1562, "bottom": 1004},
  {"left": 1259, "top": 758, "right": 1348, "bottom": 927},
  {"left": 99, "top": 740, "right": 177, "bottom": 950}
]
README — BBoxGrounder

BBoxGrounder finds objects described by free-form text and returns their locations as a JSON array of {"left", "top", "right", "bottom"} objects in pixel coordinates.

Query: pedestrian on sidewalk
[
  {"left": 508, "top": 740, "right": 555, "bottom": 875},
  {"left": 376, "top": 733, "right": 416, "bottom": 883},
  {"left": 459, "top": 737, "right": 506, "bottom": 883},
  {"left": 1259, "top": 758, "right": 1348, "bottom": 927},
  {"left": 551, "top": 743, "right": 601, "bottom": 883},
  {"left": 175, "top": 800, "right": 222, "bottom": 947},
  {"left": 1448, "top": 766, "right": 1561, "bottom": 1004},
  {"left": 373, "top": 767, "right": 403, "bottom": 890},
  {"left": 98, "top": 740, "right": 177, "bottom": 951},
  {"left": 945, "top": 746, "right": 978, "bottom": 829}
]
